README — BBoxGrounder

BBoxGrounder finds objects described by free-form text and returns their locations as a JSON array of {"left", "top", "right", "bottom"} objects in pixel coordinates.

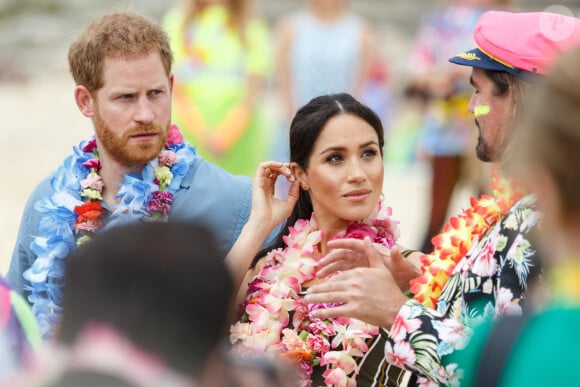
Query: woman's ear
[
  {"left": 74, "top": 85, "right": 95, "bottom": 118},
  {"left": 290, "top": 162, "right": 309, "bottom": 191}
]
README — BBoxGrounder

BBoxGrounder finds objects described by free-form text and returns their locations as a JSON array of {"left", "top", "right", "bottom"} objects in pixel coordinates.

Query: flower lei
[
  {"left": 409, "top": 171, "right": 526, "bottom": 308},
  {"left": 23, "top": 125, "right": 196, "bottom": 338},
  {"left": 230, "top": 200, "right": 400, "bottom": 387},
  {"left": 74, "top": 129, "right": 180, "bottom": 245}
]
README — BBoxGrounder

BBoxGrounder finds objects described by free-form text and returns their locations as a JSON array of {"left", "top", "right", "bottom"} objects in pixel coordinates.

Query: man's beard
[
  {"left": 94, "top": 108, "right": 169, "bottom": 166},
  {"left": 475, "top": 119, "right": 497, "bottom": 163},
  {"left": 475, "top": 134, "right": 493, "bottom": 162}
]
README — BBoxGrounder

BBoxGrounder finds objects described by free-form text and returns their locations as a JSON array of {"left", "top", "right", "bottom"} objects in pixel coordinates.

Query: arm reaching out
[{"left": 225, "top": 161, "right": 299, "bottom": 289}]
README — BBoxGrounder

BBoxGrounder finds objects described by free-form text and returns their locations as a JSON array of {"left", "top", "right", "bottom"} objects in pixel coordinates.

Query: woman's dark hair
[
  {"left": 251, "top": 93, "right": 385, "bottom": 267},
  {"left": 58, "top": 221, "right": 233, "bottom": 378}
]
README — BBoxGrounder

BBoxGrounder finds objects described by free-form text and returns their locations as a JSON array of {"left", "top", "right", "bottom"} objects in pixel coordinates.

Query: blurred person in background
[
  {"left": 360, "top": 55, "right": 396, "bottom": 139},
  {"left": 406, "top": 0, "right": 511, "bottom": 252},
  {"left": 3, "top": 222, "right": 231, "bottom": 386},
  {"left": 450, "top": 42, "right": 580, "bottom": 387},
  {"left": 0, "top": 276, "right": 41, "bottom": 380},
  {"left": 271, "top": 0, "right": 377, "bottom": 172},
  {"left": 163, "top": 0, "right": 273, "bottom": 176},
  {"left": 4, "top": 219, "right": 300, "bottom": 387}
]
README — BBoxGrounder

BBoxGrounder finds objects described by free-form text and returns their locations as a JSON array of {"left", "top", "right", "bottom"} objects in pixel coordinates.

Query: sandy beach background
[{"left": 1, "top": 0, "right": 578, "bottom": 274}]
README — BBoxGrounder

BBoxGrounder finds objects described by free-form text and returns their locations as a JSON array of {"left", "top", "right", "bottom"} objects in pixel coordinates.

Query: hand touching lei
[
  {"left": 230, "top": 200, "right": 400, "bottom": 387},
  {"left": 23, "top": 125, "right": 196, "bottom": 338},
  {"left": 410, "top": 172, "right": 526, "bottom": 308}
]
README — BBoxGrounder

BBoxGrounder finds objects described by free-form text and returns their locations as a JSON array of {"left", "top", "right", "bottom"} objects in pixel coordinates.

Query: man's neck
[{"left": 98, "top": 155, "right": 145, "bottom": 206}]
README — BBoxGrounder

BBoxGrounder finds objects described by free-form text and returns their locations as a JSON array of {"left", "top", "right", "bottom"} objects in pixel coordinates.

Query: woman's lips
[{"left": 343, "top": 190, "right": 371, "bottom": 202}]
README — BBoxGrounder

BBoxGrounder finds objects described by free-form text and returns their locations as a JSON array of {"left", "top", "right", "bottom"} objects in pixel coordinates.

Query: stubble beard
[
  {"left": 94, "top": 108, "right": 169, "bottom": 166},
  {"left": 475, "top": 120, "right": 493, "bottom": 163},
  {"left": 476, "top": 136, "right": 493, "bottom": 162}
]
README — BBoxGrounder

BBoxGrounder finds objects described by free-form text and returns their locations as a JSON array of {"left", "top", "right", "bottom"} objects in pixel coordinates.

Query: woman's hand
[
  {"left": 225, "top": 161, "right": 298, "bottom": 291},
  {"left": 315, "top": 237, "right": 376, "bottom": 277},
  {"left": 316, "top": 240, "right": 421, "bottom": 292},
  {"left": 249, "top": 161, "right": 299, "bottom": 232},
  {"left": 305, "top": 238, "right": 408, "bottom": 328}
]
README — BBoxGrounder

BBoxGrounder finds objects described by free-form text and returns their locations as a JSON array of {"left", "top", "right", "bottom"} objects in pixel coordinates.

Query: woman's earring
[{"left": 301, "top": 183, "right": 309, "bottom": 191}]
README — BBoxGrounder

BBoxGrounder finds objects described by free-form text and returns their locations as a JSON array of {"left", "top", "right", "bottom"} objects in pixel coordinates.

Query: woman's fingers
[
  {"left": 257, "top": 161, "right": 294, "bottom": 182},
  {"left": 317, "top": 237, "right": 384, "bottom": 278},
  {"left": 316, "top": 248, "right": 367, "bottom": 278},
  {"left": 251, "top": 162, "right": 300, "bottom": 228}
]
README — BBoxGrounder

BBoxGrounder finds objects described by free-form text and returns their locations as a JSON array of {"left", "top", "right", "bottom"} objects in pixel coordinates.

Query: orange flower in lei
[
  {"left": 410, "top": 171, "right": 526, "bottom": 308},
  {"left": 74, "top": 201, "right": 106, "bottom": 232}
]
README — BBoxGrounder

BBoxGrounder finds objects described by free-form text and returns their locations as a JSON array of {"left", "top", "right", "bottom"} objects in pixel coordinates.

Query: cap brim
[{"left": 449, "top": 47, "right": 523, "bottom": 78}]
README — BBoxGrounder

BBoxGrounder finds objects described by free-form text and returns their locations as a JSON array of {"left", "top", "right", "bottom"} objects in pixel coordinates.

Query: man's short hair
[
  {"left": 68, "top": 11, "right": 173, "bottom": 93},
  {"left": 58, "top": 221, "right": 232, "bottom": 378}
]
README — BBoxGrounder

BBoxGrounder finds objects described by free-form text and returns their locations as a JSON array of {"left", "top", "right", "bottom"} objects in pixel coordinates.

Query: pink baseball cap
[{"left": 450, "top": 10, "right": 580, "bottom": 80}]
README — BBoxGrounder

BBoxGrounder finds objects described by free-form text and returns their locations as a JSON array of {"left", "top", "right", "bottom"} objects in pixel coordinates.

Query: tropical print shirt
[{"left": 385, "top": 195, "right": 542, "bottom": 386}]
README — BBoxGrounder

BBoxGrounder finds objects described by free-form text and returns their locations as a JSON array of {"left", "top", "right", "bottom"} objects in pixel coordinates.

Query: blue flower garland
[{"left": 23, "top": 130, "right": 195, "bottom": 338}]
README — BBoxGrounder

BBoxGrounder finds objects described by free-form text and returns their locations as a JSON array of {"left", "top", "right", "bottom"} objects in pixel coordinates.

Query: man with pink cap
[{"left": 303, "top": 10, "right": 580, "bottom": 386}]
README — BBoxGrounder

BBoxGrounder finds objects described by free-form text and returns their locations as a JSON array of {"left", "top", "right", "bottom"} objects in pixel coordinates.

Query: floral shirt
[{"left": 385, "top": 195, "right": 542, "bottom": 386}]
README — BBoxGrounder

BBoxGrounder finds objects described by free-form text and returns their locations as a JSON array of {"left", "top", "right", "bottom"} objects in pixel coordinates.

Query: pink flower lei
[{"left": 230, "top": 200, "right": 400, "bottom": 387}]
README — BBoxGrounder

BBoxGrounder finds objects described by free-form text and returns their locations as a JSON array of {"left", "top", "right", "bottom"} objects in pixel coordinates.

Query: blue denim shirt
[{"left": 6, "top": 153, "right": 255, "bottom": 296}]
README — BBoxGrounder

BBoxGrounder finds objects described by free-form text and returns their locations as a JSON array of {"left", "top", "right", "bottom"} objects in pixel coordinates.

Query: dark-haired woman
[{"left": 228, "top": 93, "right": 409, "bottom": 386}]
